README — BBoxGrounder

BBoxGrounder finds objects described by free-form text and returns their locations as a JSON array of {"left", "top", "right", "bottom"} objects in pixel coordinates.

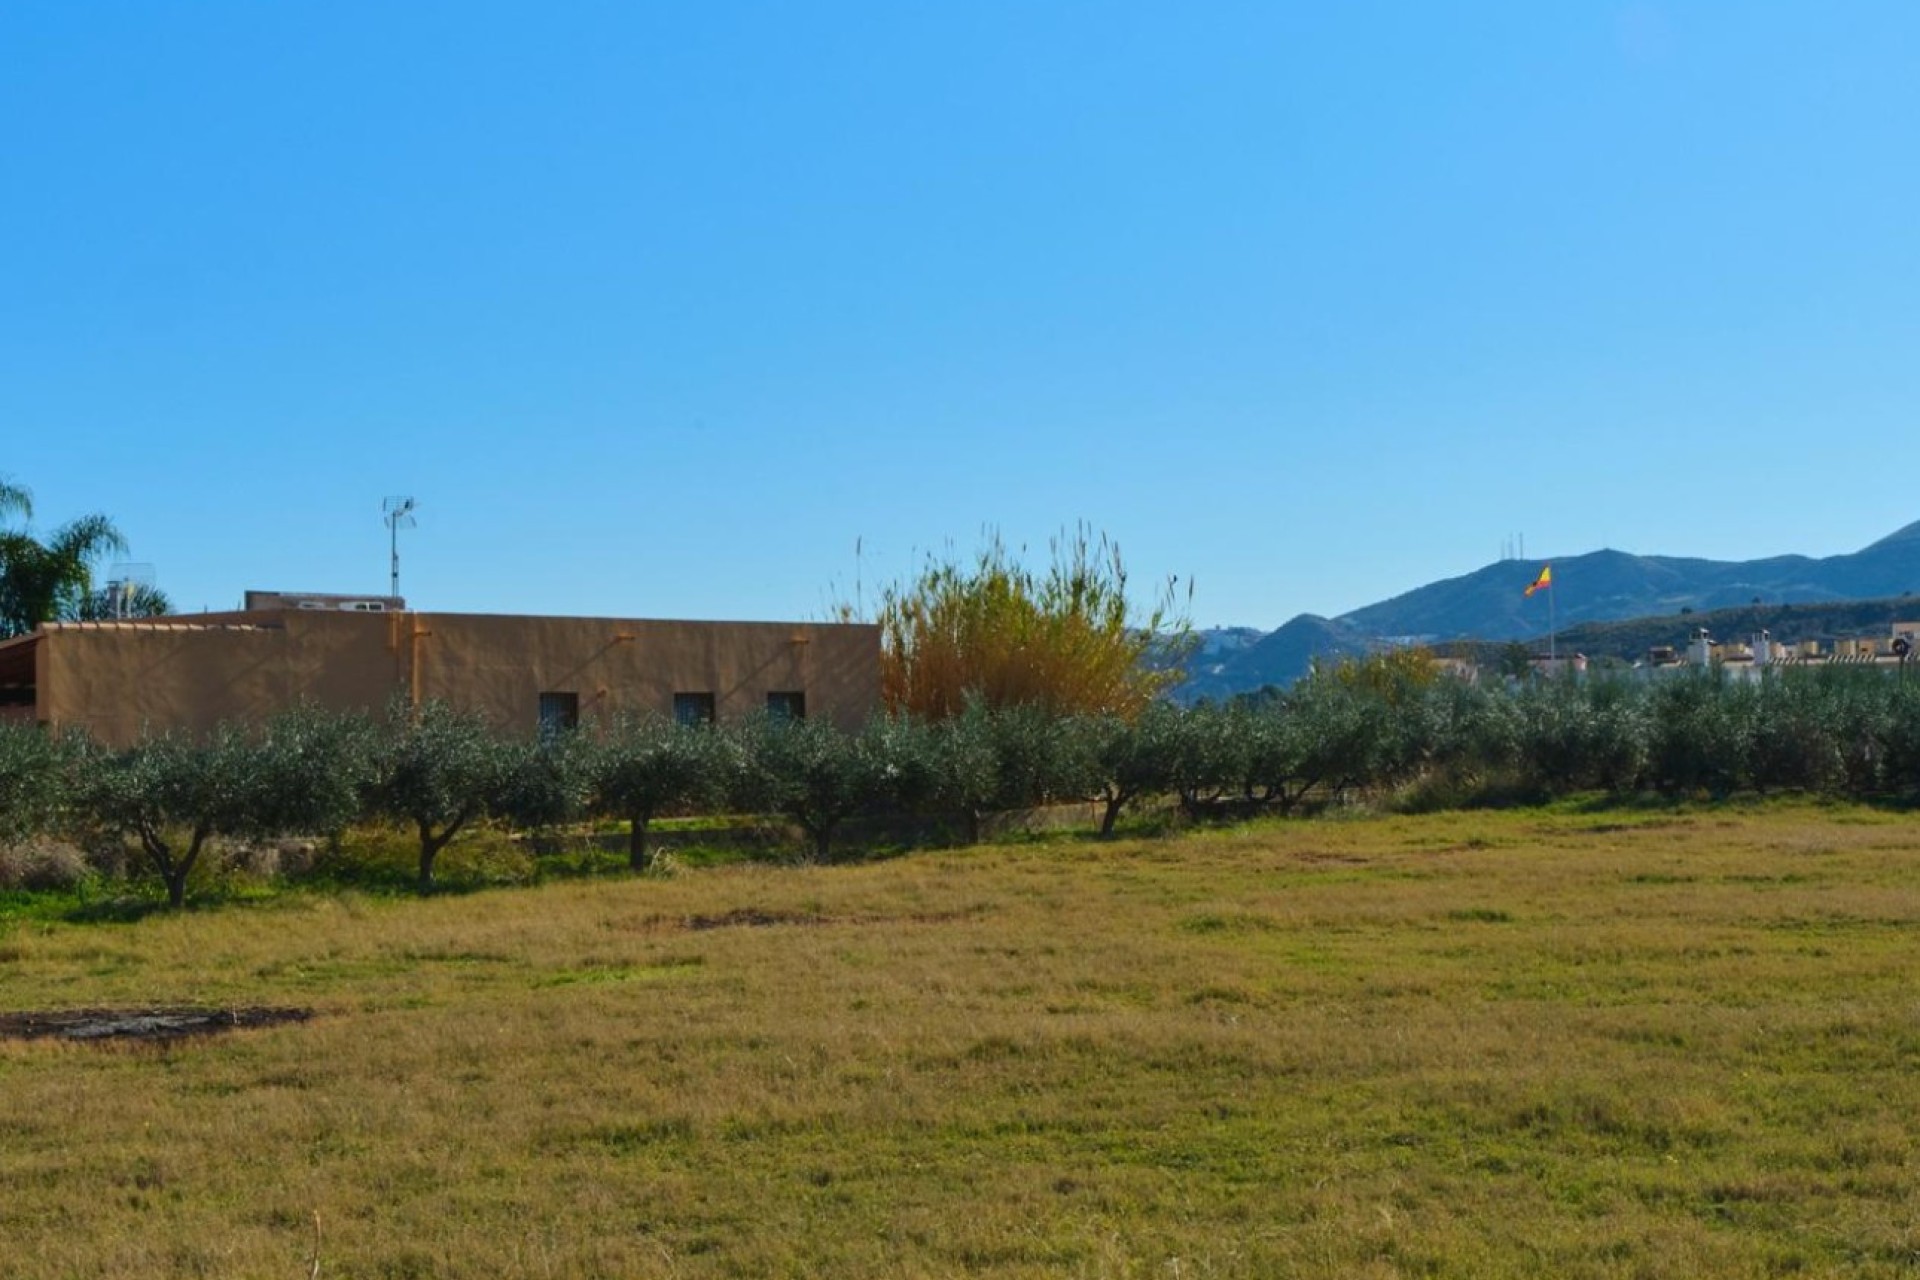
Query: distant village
[{"left": 1438, "top": 621, "right": 1920, "bottom": 682}]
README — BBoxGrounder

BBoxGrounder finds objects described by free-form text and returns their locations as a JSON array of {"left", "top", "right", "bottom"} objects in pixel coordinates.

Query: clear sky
[{"left": 4, "top": 3, "right": 1917, "bottom": 629}]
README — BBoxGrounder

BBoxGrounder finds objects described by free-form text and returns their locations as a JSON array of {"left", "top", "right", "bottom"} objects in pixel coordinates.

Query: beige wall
[
  {"left": 35, "top": 610, "right": 880, "bottom": 746},
  {"left": 38, "top": 616, "right": 401, "bottom": 745},
  {"left": 404, "top": 612, "right": 879, "bottom": 735}
]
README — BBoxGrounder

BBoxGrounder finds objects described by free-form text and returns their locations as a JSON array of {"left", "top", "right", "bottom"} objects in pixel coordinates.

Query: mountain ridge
[{"left": 1173, "top": 521, "right": 1920, "bottom": 700}]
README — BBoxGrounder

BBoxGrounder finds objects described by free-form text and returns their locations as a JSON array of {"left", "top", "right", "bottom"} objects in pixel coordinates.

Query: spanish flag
[{"left": 1524, "top": 565, "right": 1552, "bottom": 597}]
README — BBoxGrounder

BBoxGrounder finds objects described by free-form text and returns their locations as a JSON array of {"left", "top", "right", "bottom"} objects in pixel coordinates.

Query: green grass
[{"left": 2, "top": 802, "right": 1919, "bottom": 1276}]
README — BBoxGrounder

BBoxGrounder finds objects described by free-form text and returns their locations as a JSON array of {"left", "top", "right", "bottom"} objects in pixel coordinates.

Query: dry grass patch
[{"left": 2, "top": 803, "right": 1919, "bottom": 1276}]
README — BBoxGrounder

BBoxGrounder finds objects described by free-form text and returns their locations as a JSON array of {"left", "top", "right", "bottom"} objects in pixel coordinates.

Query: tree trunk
[
  {"left": 813, "top": 825, "right": 833, "bottom": 864},
  {"left": 142, "top": 827, "right": 203, "bottom": 910},
  {"left": 416, "top": 810, "right": 472, "bottom": 893},
  {"left": 627, "top": 814, "right": 651, "bottom": 873},
  {"left": 417, "top": 824, "right": 445, "bottom": 894},
  {"left": 1099, "top": 793, "right": 1124, "bottom": 839}
]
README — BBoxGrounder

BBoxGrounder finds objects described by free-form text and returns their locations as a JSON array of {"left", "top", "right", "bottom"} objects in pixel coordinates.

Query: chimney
[{"left": 1689, "top": 628, "right": 1713, "bottom": 667}]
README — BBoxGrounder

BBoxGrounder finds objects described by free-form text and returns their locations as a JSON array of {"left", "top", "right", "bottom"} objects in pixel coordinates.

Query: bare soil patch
[
  {"left": 0, "top": 1006, "right": 312, "bottom": 1043},
  {"left": 684, "top": 907, "right": 827, "bottom": 930}
]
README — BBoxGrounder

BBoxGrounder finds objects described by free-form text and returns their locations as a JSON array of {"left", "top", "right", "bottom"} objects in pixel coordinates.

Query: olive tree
[
  {"left": 254, "top": 705, "right": 378, "bottom": 839},
  {"left": 86, "top": 727, "right": 271, "bottom": 908},
  {"left": 1066, "top": 703, "right": 1184, "bottom": 837},
  {"left": 1404, "top": 676, "right": 1520, "bottom": 799},
  {"left": 369, "top": 701, "right": 510, "bottom": 892},
  {"left": 862, "top": 713, "right": 943, "bottom": 824},
  {"left": 1514, "top": 677, "right": 1615, "bottom": 795},
  {"left": 495, "top": 733, "right": 591, "bottom": 843},
  {"left": 1157, "top": 701, "right": 1244, "bottom": 819},
  {"left": 1646, "top": 672, "right": 1753, "bottom": 798},
  {"left": 736, "top": 714, "right": 894, "bottom": 863},
  {"left": 1882, "top": 679, "right": 1920, "bottom": 798},
  {"left": 0, "top": 722, "right": 86, "bottom": 848},
  {"left": 1236, "top": 700, "right": 1328, "bottom": 816},
  {"left": 1745, "top": 671, "right": 1850, "bottom": 796},
  {"left": 1287, "top": 675, "right": 1399, "bottom": 802},
  {"left": 586, "top": 713, "right": 732, "bottom": 871},
  {"left": 1819, "top": 668, "right": 1897, "bottom": 795}
]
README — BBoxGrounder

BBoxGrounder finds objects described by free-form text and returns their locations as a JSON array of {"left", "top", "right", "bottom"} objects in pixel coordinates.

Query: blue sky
[{"left": 4, "top": 3, "right": 1917, "bottom": 629}]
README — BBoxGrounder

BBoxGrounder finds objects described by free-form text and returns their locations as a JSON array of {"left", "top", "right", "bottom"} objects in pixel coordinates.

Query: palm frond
[{"left": 0, "top": 478, "right": 30, "bottom": 523}]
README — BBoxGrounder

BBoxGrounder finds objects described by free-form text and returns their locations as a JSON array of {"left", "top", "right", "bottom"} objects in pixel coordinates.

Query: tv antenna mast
[{"left": 383, "top": 496, "right": 417, "bottom": 599}]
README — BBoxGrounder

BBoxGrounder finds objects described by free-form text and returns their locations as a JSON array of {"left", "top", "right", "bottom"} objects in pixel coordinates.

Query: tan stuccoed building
[{"left": 0, "top": 593, "right": 881, "bottom": 746}]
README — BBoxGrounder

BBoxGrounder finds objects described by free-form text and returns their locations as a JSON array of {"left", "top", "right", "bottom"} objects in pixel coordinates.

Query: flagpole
[{"left": 1524, "top": 565, "right": 1555, "bottom": 668}]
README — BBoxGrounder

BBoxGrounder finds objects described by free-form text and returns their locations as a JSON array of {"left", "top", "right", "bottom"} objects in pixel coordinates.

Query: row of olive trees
[
  {"left": 0, "top": 701, "right": 1119, "bottom": 906},
  {"left": 6, "top": 665, "right": 1920, "bottom": 907},
  {"left": 4, "top": 705, "right": 404, "bottom": 907},
  {"left": 1, "top": 703, "right": 724, "bottom": 905},
  {"left": 1, "top": 698, "right": 1199, "bottom": 905},
  {"left": 1199, "top": 660, "right": 1920, "bottom": 807}
]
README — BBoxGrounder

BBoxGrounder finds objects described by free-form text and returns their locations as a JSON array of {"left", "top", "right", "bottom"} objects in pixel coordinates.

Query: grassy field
[{"left": 3, "top": 803, "right": 1918, "bottom": 1278}]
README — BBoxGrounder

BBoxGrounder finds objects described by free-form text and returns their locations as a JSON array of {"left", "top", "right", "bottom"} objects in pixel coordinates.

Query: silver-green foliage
[
  {"left": 86, "top": 726, "right": 278, "bottom": 908},
  {"left": 0, "top": 722, "right": 83, "bottom": 847},
  {"left": 585, "top": 713, "right": 734, "bottom": 871},
  {"left": 369, "top": 700, "right": 512, "bottom": 892},
  {"left": 737, "top": 714, "right": 897, "bottom": 863}
]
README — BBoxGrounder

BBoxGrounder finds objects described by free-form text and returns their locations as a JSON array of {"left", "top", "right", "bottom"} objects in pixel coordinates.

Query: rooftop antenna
[{"left": 383, "top": 496, "right": 417, "bottom": 600}]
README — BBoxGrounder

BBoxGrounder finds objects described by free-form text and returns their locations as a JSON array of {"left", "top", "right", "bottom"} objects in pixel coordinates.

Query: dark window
[
  {"left": 538, "top": 691, "right": 580, "bottom": 739},
  {"left": 673, "top": 691, "right": 716, "bottom": 726},
  {"left": 766, "top": 690, "right": 806, "bottom": 721}
]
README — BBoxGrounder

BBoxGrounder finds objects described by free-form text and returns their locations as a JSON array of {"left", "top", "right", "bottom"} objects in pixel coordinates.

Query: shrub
[
  {"left": 223, "top": 837, "right": 324, "bottom": 882},
  {"left": 871, "top": 526, "right": 1187, "bottom": 720},
  {"left": 0, "top": 840, "right": 90, "bottom": 893}
]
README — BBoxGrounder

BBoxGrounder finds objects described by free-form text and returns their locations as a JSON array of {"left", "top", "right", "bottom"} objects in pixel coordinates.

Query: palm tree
[
  {"left": 0, "top": 479, "right": 29, "bottom": 522},
  {"left": 0, "top": 478, "right": 140, "bottom": 639},
  {"left": 71, "top": 579, "right": 175, "bottom": 622}
]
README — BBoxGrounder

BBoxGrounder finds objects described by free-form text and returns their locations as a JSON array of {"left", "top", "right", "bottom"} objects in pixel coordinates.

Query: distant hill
[
  {"left": 1164, "top": 520, "right": 1920, "bottom": 700},
  {"left": 1188, "top": 626, "right": 1267, "bottom": 661},
  {"left": 1171, "top": 615, "right": 1372, "bottom": 704},
  {"left": 1337, "top": 521, "right": 1920, "bottom": 641}
]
